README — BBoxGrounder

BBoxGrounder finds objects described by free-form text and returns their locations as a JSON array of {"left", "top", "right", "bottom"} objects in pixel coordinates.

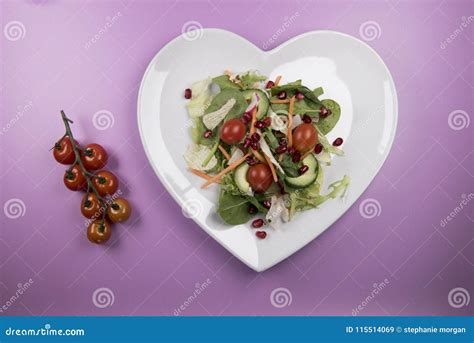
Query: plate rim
[{"left": 137, "top": 28, "right": 398, "bottom": 272}]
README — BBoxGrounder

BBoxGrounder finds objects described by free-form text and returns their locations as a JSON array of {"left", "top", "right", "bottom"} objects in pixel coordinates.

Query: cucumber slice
[
  {"left": 242, "top": 89, "right": 269, "bottom": 119},
  {"left": 285, "top": 155, "right": 318, "bottom": 188},
  {"left": 234, "top": 163, "right": 250, "bottom": 193}
]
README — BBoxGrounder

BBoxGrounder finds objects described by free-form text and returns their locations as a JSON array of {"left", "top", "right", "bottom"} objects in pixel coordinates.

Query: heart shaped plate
[{"left": 137, "top": 29, "right": 397, "bottom": 271}]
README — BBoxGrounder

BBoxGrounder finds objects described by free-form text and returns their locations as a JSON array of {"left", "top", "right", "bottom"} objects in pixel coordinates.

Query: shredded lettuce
[{"left": 186, "top": 78, "right": 214, "bottom": 118}]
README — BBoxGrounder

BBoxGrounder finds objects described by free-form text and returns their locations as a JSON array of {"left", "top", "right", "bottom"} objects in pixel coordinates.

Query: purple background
[{"left": 1, "top": 0, "right": 472, "bottom": 316}]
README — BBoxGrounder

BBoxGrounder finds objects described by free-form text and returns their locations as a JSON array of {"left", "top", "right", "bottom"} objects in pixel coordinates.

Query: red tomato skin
[
  {"left": 81, "top": 144, "right": 108, "bottom": 171},
  {"left": 53, "top": 136, "right": 76, "bottom": 165},
  {"left": 220, "top": 119, "right": 246, "bottom": 145},
  {"left": 292, "top": 123, "right": 317, "bottom": 153},
  {"left": 247, "top": 164, "right": 273, "bottom": 193}
]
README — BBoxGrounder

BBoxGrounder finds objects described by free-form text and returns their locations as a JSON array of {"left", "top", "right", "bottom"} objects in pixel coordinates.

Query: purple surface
[{"left": 1, "top": 0, "right": 472, "bottom": 316}]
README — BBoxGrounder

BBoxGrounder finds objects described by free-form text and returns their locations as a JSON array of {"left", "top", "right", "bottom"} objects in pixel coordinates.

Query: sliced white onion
[
  {"left": 202, "top": 98, "right": 236, "bottom": 130},
  {"left": 245, "top": 92, "right": 260, "bottom": 113},
  {"left": 259, "top": 132, "right": 284, "bottom": 174}
]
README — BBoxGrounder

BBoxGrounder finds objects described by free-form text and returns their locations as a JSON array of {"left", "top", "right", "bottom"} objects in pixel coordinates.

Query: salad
[{"left": 183, "top": 70, "right": 349, "bottom": 238}]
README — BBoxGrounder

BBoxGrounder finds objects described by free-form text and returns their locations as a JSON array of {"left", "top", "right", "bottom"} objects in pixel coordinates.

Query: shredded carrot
[
  {"left": 287, "top": 96, "right": 296, "bottom": 147},
  {"left": 274, "top": 75, "right": 282, "bottom": 86},
  {"left": 218, "top": 145, "right": 231, "bottom": 160},
  {"left": 252, "top": 149, "right": 266, "bottom": 163},
  {"left": 249, "top": 107, "right": 257, "bottom": 135},
  {"left": 270, "top": 99, "right": 291, "bottom": 104},
  {"left": 190, "top": 169, "right": 221, "bottom": 183},
  {"left": 263, "top": 154, "right": 278, "bottom": 182},
  {"left": 201, "top": 153, "right": 250, "bottom": 189}
]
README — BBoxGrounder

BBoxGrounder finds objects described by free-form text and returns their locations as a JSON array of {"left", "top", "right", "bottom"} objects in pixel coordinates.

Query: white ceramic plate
[{"left": 137, "top": 29, "right": 397, "bottom": 271}]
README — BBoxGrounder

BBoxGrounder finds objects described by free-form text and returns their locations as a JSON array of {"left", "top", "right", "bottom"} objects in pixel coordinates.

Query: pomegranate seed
[
  {"left": 302, "top": 114, "right": 312, "bottom": 123},
  {"left": 319, "top": 107, "right": 328, "bottom": 118},
  {"left": 250, "top": 141, "right": 260, "bottom": 151},
  {"left": 276, "top": 145, "right": 287, "bottom": 154},
  {"left": 243, "top": 137, "right": 252, "bottom": 148},
  {"left": 288, "top": 147, "right": 296, "bottom": 155},
  {"left": 266, "top": 80, "right": 275, "bottom": 89},
  {"left": 252, "top": 219, "right": 264, "bottom": 228},
  {"left": 279, "top": 138, "right": 287, "bottom": 146},
  {"left": 256, "top": 231, "right": 267, "bottom": 239},
  {"left": 241, "top": 116, "right": 250, "bottom": 124},
  {"left": 277, "top": 91, "right": 287, "bottom": 100},
  {"left": 203, "top": 130, "right": 212, "bottom": 139},
  {"left": 254, "top": 120, "right": 265, "bottom": 129},
  {"left": 248, "top": 205, "right": 257, "bottom": 214},
  {"left": 251, "top": 132, "right": 260, "bottom": 142},
  {"left": 296, "top": 92, "right": 305, "bottom": 100},
  {"left": 314, "top": 143, "right": 323, "bottom": 154},
  {"left": 262, "top": 199, "right": 271, "bottom": 209},
  {"left": 242, "top": 112, "right": 252, "bottom": 122},
  {"left": 299, "top": 165, "right": 309, "bottom": 174},
  {"left": 184, "top": 88, "right": 192, "bottom": 99},
  {"left": 292, "top": 151, "right": 301, "bottom": 162},
  {"left": 333, "top": 137, "right": 343, "bottom": 146},
  {"left": 246, "top": 156, "right": 256, "bottom": 166},
  {"left": 262, "top": 117, "right": 272, "bottom": 127}
]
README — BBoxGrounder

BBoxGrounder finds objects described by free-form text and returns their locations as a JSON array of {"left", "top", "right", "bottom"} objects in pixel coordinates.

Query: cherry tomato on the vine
[
  {"left": 107, "top": 198, "right": 131, "bottom": 223},
  {"left": 92, "top": 171, "right": 119, "bottom": 196},
  {"left": 81, "top": 143, "right": 108, "bottom": 171},
  {"left": 81, "top": 193, "right": 104, "bottom": 219},
  {"left": 87, "top": 220, "right": 111, "bottom": 244},
  {"left": 53, "top": 136, "right": 76, "bottom": 165},
  {"left": 64, "top": 164, "right": 87, "bottom": 191}
]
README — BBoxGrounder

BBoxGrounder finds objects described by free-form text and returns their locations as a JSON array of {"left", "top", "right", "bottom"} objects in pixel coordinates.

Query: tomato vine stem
[{"left": 59, "top": 110, "right": 108, "bottom": 225}]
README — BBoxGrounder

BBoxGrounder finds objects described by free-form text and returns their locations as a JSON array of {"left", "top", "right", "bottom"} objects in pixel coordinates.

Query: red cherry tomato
[
  {"left": 81, "top": 193, "right": 104, "bottom": 219},
  {"left": 63, "top": 164, "right": 87, "bottom": 191},
  {"left": 92, "top": 171, "right": 119, "bottom": 196},
  {"left": 220, "top": 119, "right": 246, "bottom": 145},
  {"left": 107, "top": 198, "right": 131, "bottom": 223},
  {"left": 53, "top": 136, "right": 76, "bottom": 165},
  {"left": 292, "top": 123, "right": 317, "bottom": 153},
  {"left": 81, "top": 144, "right": 108, "bottom": 171},
  {"left": 247, "top": 164, "right": 273, "bottom": 193},
  {"left": 87, "top": 220, "right": 112, "bottom": 244}
]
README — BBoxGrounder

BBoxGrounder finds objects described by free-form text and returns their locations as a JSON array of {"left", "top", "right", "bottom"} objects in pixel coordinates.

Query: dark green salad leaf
[
  {"left": 216, "top": 189, "right": 254, "bottom": 225},
  {"left": 205, "top": 88, "right": 247, "bottom": 121},
  {"left": 316, "top": 99, "right": 341, "bottom": 135}
]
